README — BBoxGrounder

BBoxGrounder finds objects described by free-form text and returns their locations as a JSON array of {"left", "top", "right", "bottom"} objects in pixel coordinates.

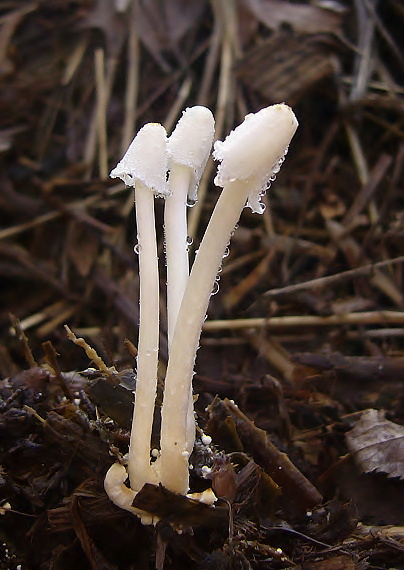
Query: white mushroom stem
[
  {"left": 128, "top": 180, "right": 160, "bottom": 490},
  {"left": 164, "top": 164, "right": 192, "bottom": 347},
  {"left": 164, "top": 166, "right": 196, "bottom": 458},
  {"left": 159, "top": 181, "right": 254, "bottom": 494},
  {"left": 165, "top": 106, "right": 215, "bottom": 347},
  {"left": 159, "top": 104, "right": 298, "bottom": 494},
  {"left": 109, "top": 122, "right": 168, "bottom": 492},
  {"left": 164, "top": 106, "right": 214, "bottom": 455},
  {"left": 104, "top": 463, "right": 138, "bottom": 513}
]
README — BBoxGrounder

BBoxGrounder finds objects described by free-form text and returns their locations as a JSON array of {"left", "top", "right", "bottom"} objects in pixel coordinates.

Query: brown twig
[
  {"left": 203, "top": 310, "right": 404, "bottom": 331},
  {"left": 263, "top": 256, "right": 404, "bottom": 298}
]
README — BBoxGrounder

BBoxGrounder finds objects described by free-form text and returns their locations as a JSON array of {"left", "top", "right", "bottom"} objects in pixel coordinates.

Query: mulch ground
[{"left": 1, "top": 1, "right": 404, "bottom": 568}]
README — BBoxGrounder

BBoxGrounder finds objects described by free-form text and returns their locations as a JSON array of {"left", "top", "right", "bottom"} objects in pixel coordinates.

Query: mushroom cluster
[{"left": 106, "top": 104, "right": 298, "bottom": 523}]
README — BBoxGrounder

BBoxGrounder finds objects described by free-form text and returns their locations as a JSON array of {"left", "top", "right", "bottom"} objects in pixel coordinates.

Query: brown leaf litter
[{"left": 1, "top": 0, "right": 404, "bottom": 568}]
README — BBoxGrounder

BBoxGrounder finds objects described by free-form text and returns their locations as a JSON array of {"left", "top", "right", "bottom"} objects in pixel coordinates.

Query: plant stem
[
  {"left": 164, "top": 165, "right": 192, "bottom": 348},
  {"left": 160, "top": 180, "right": 248, "bottom": 494},
  {"left": 128, "top": 181, "right": 160, "bottom": 491}
]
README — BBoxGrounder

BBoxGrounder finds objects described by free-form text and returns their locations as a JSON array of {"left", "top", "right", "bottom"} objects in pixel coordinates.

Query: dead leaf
[
  {"left": 346, "top": 409, "right": 404, "bottom": 479},
  {"left": 241, "top": 0, "right": 343, "bottom": 34},
  {"left": 236, "top": 31, "right": 338, "bottom": 104}
]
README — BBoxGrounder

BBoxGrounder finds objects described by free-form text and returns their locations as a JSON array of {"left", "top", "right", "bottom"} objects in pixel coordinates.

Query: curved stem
[{"left": 160, "top": 180, "right": 248, "bottom": 494}]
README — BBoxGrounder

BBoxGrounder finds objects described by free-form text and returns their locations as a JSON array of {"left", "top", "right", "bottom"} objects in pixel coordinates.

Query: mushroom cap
[
  {"left": 110, "top": 122, "right": 169, "bottom": 196},
  {"left": 213, "top": 104, "right": 298, "bottom": 213},
  {"left": 167, "top": 106, "right": 215, "bottom": 202}
]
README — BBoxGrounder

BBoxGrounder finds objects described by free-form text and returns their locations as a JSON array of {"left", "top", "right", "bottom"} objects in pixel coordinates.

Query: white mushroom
[
  {"left": 110, "top": 122, "right": 168, "bottom": 492},
  {"left": 159, "top": 104, "right": 298, "bottom": 494}
]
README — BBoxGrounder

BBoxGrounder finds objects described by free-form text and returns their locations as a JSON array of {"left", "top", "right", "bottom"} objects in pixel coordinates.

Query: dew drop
[
  {"left": 187, "top": 198, "right": 197, "bottom": 208},
  {"left": 201, "top": 434, "right": 212, "bottom": 446},
  {"left": 230, "top": 224, "right": 239, "bottom": 237},
  {"left": 186, "top": 235, "right": 193, "bottom": 246},
  {"left": 134, "top": 243, "right": 141, "bottom": 254},
  {"left": 211, "top": 280, "right": 220, "bottom": 295},
  {"left": 222, "top": 246, "right": 230, "bottom": 258}
]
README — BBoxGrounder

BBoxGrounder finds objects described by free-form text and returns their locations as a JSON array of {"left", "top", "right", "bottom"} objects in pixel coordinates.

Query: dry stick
[
  {"left": 263, "top": 255, "right": 404, "bottom": 297},
  {"left": 348, "top": 328, "right": 404, "bottom": 339},
  {"left": 121, "top": 4, "right": 139, "bottom": 154},
  {"left": 327, "top": 219, "right": 403, "bottom": 307},
  {"left": 36, "top": 91, "right": 64, "bottom": 160},
  {"left": 9, "top": 314, "right": 37, "bottom": 368},
  {"left": 0, "top": 243, "right": 77, "bottom": 300},
  {"left": 362, "top": 0, "right": 404, "bottom": 69},
  {"left": 263, "top": 234, "right": 335, "bottom": 262},
  {"left": 208, "top": 398, "right": 322, "bottom": 512},
  {"left": 197, "top": 8, "right": 221, "bottom": 107},
  {"left": 61, "top": 35, "right": 89, "bottom": 86},
  {"left": 223, "top": 250, "right": 275, "bottom": 310},
  {"left": 14, "top": 303, "right": 66, "bottom": 333},
  {"left": 351, "top": 0, "right": 378, "bottom": 101},
  {"left": 342, "top": 153, "right": 392, "bottom": 226},
  {"left": 36, "top": 305, "right": 81, "bottom": 338},
  {"left": 0, "top": 182, "right": 128, "bottom": 241},
  {"left": 0, "top": 4, "right": 37, "bottom": 63},
  {"left": 134, "top": 39, "right": 210, "bottom": 123},
  {"left": 351, "top": 146, "right": 403, "bottom": 271},
  {"left": 244, "top": 330, "right": 295, "bottom": 382},
  {"left": 84, "top": 55, "right": 118, "bottom": 179},
  {"left": 282, "top": 120, "right": 340, "bottom": 282},
  {"left": 221, "top": 249, "right": 268, "bottom": 276},
  {"left": 92, "top": 266, "right": 138, "bottom": 326},
  {"left": 37, "top": 305, "right": 79, "bottom": 339},
  {"left": 188, "top": 0, "right": 237, "bottom": 239},
  {"left": 65, "top": 325, "right": 113, "bottom": 375},
  {"left": 42, "top": 341, "right": 74, "bottom": 400},
  {"left": 202, "top": 311, "right": 404, "bottom": 332},
  {"left": 95, "top": 48, "right": 108, "bottom": 179},
  {"left": 342, "top": 76, "right": 404, "bottom": 96},
  {"left": 163, "top": 77, "right": 192, "bottom": 133},
  {"left": 343, "top": 0, "right": 377, "bottom": 222}
]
